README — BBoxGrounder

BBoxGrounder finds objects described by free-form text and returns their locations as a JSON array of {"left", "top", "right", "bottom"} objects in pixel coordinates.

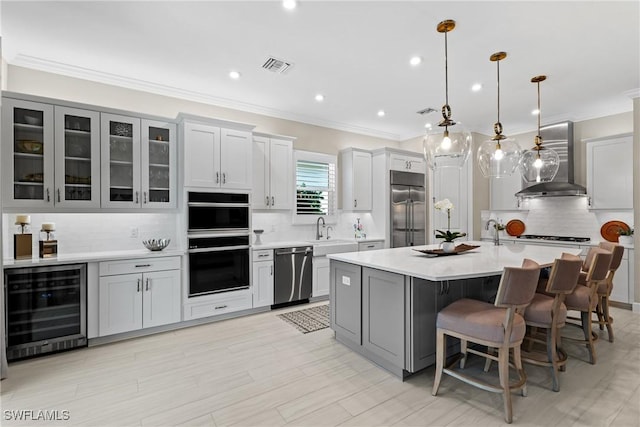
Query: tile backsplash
[
  {"left": 482, "top": 196, "right": 633, "bottom": 242},
  {"left": 2, "top": 213, "right": 180, "bottom": 256}
]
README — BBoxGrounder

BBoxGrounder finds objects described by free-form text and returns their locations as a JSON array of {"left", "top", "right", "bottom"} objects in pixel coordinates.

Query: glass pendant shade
[
  {"left": 520, "top": 147, "right": 560, "bottom": 183},
  {"left": 520, "top": 75, "right": 560, "bottom": 183},
  {"left": 424, "top": 122, "right": 472, "bottom": 169},
  {"left": 477, "top": 51, "right": 522, "bottom": 178},
  {"left": 477, "top": 136, "right": 522, "bottom": 178},
  {"left": 423, "top": 20, "right": 471, "bottom": 170}
]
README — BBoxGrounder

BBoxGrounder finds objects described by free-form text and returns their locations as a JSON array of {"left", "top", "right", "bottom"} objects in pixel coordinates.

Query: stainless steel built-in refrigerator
[{"left": 390, "top": 170, "right": 426, "bottom": 247}]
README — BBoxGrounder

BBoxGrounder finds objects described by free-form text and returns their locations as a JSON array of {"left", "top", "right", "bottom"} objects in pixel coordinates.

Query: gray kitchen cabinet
[
  {"left": 362, "top": 268, "right": 405, "bottom": 367},
  {"left": 585, "top": 133, "right": 633, "bottom": 210},
  {"left": 98, "top": 256, "right": 181, "bottom": 336},
  {"left": 181, "top": 115, "right": 255, "bottom": 190},
  {"left": 358, "top": 240, "right": 384, "bottom": 251},
  {"left": 330, "top": 261, "right": 362, "bottom": 345},
  {"left": 2, "top": 98, "right": 102, "bottom": 209},
  {"left": 253, "top": 133, "right": 294, "bottom": 210},
  {"left": 340, "top": 148, "right": 372, "bottom": 211},
  {"left": 252, "top": 249, "right": 274, "bottom": 308}
]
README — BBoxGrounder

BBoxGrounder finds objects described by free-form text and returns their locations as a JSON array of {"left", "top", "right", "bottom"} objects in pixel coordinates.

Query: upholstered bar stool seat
[
  {"left": 437, "top": 299, "right": 526, "bottom": 344},
  {"left": 521, "top": 254, "right": 582, "bottom": 391},
  {"left": 432, "top": 259, "right": 540, "bottom": 424},
  {"left": 563, "top": 248, "right": 613, "bottom": 364}
]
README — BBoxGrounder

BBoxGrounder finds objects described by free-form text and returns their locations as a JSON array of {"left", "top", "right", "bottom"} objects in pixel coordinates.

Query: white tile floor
[{"left": 1, "top": 303, "right": 638, "bottom": 426}]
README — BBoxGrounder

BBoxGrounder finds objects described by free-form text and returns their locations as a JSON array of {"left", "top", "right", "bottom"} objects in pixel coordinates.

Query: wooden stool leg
[
  {"left": 596, "top": 298, "right": 605, "bottom": 330},
  {"left": 484, "top": 347, "right": 494, "bottom": 372},
  {"left": 499, "top": 347, "right": 513, "bottom": 424},
  {"left": 432, "top": 329, "right": 445, "bottom": 396},
  {"left": 460, "top": 339, "right": 468, "bottom": 369},
  {"left": 602, "top": 297, "right": 614, "bottom": 343},
  {"left": 548, "top": 325, "right": 560, "bottom": 392},
  {"left": 513, "top": 345, "right": 526, "bottom": 397},
  {"left": 581, "top": 311, "right": 596, "bottom": 364}
]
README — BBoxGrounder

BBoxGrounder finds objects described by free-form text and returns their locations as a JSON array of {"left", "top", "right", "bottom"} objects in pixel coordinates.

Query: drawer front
[
  {"left": 183, "top": 290, "right": 252, "bottom": 320},
  {"left": 99, "top": 256, "right": 181, "bottom": 276},
  {"left": 253, "top": 249, "right": 274, "bottom": 262},
  {"left": 359, "top": 241, "right": 384, "bottom": 251}
]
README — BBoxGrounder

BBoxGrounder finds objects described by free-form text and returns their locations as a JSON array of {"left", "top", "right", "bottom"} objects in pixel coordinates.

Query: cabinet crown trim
[{"left": 178, "top": 113, "right": 255, "bottom": 131}]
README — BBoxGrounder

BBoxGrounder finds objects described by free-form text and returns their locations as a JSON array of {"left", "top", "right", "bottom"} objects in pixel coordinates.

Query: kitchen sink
[{"left": 309, "top": 239, "right": 358, "bottom": 256}]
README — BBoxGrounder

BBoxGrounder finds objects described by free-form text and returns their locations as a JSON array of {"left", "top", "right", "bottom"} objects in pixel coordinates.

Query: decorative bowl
[
  {"left": 142, "top": 238, "right": 170, "bottom": 251},
  {"left": 18, "top": 140, "right": 43, "bottom": 154}
]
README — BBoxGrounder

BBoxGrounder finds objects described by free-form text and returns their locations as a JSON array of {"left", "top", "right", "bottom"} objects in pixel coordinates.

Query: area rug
[{"left": 277, "top": 304, "right": 329, "bottom": 334}]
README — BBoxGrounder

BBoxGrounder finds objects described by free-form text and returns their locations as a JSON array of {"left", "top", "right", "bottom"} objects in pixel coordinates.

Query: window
[{"left": 294, "top": 150, "right": 337, "bottom": 223}]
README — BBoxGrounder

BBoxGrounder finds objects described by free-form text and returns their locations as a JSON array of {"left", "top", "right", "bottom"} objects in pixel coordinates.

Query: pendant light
[
  {"left": 520, "top": 75, "right": 560, "bottom": 183},
  {"left": 423, "top": 20, "right": 472, "bottom": 169},
  {"left": 477, "top": 52, "right": 522, "bottom": 178}
]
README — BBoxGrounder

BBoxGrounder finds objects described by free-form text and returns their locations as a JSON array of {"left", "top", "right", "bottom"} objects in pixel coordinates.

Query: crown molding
[{"left": 9, "top": 54, "right": 405, "bottom": 141}]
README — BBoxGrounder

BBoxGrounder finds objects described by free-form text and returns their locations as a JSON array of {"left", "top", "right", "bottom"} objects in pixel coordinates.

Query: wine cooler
[{"left": 4, "top": 264, "right": 87, "bottom": 361}]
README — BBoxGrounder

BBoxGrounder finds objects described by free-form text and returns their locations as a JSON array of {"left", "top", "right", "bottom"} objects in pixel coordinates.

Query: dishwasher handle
[{"left": 275, "top": 247, "right": 313, "bottom": 256}]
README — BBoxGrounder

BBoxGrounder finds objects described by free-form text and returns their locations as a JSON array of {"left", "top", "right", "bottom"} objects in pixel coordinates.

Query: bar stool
[
  {"left": 432, "top": 259, "right": 540, "bottom": 424},
  {"left": 592, "top": 242, "right": 624, "bottom": 342},
  {"left": 564, "top": 248, "right": 613, "bottom": 364},
  {"left": 521, "top": 253, "right": 583, "bottom": 391}
]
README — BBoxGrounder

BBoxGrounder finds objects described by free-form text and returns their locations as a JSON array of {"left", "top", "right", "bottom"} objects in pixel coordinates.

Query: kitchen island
[{"left": 327, "top": 241, "right": 582, "bottom": 379}]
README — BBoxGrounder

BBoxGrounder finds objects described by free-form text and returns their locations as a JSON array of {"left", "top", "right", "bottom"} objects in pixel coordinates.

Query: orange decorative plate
[
  {"left": 600, "top": 220, "right": 630, "bottom": 242},
  {"left": 506, "top": 219, "right": 526, "bottom": 236}
]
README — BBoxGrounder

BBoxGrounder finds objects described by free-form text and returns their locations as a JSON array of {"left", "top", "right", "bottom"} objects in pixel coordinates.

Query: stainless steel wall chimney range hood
[{"left": 515, "top": 121, "right": 587, "bottom": 198}]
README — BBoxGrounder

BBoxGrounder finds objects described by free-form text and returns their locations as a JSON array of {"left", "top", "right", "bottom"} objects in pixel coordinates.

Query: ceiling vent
[
  {"left": 416, "top": 107, "right": 438, "bottom": 115},
  {"left": 262, "top": 56, "right": 293, "bottom": 74}
]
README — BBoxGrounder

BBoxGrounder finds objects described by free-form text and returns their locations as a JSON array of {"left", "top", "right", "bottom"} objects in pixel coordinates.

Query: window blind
[{"left": 295, "top": 159, "right": 336, "bottom": 216}]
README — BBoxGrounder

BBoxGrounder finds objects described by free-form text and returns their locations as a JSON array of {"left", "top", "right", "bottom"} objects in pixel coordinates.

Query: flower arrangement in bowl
[
  {"left": 434, "top": 198, "right": 466, "bottom": 252},
  {"left": 618, "top": 227, "right": 634, "bottom": 245}
]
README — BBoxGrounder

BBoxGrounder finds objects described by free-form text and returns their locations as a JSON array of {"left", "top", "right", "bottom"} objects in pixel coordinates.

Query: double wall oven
[{"left": 187, "top": 192, "right": 250, "bottom": 297}]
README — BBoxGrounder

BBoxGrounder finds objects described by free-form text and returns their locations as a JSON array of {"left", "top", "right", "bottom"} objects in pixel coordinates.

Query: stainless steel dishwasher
[{"left": 273, "top": 246, "right": 313, "bottom": 308}]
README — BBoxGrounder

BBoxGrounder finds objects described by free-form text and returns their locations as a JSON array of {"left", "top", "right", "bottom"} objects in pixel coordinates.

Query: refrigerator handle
[
  {"left": 405, "top": 200, "right": 410, "bottom": 246},
  {"left": 410, "top": 199, "right": 414, "bottom": 245}
]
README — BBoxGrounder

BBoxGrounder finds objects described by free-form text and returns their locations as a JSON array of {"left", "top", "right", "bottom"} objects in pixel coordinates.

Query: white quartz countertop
[
  {"left": 482, "top": 236, "right": 634, "bottom": 249},
  {"left": 252, "top": 237, "right": 385, "bottom": 251},
  {"left": 327, "top": 241, "right": 582, "bottom": 281},
  {"left": 3, "top": 248, "right": 186, "bottom": 269}
]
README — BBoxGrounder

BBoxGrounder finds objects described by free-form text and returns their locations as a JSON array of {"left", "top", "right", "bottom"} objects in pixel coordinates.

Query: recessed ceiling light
[
  {"left": 377, "top": 110, "right": 386, "bottom": 117},
  {"left": 315, "top": 94, "right": 324, "bottom": 102},
  {"left": 229, "top": 71, "right": 241, "bottom": 80},
  {"left": 471, "top": 83, "right": 483, "bottom": 92},
  {"left": 410, "top": 56, "right": 422, "bottom": 66},
  {"left": 283, "top": 0, "right": 297, "bottom": 10},
  {"left": 424, "top": 123, "right": 432, "bottom": 129},
  {"left": 531, "top": 109, "right": 540, "bottom": 115}
]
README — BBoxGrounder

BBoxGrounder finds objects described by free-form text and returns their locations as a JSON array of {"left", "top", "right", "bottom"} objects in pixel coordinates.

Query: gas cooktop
[{"left": 516, "top": 234, "right": 591, "bottom": 243}]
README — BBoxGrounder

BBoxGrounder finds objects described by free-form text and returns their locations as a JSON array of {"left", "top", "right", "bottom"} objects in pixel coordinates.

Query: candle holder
[
  {"left": 14, "top": 221, "right": 32, "bottom": 260},
  {"left": 39, "top": 228, "right": 58, "bottom": 258}
]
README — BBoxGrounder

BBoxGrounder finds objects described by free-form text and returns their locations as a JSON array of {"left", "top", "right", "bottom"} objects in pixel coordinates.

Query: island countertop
[{"left": 327, "top": 241, "right": 582, "bottom": 281}]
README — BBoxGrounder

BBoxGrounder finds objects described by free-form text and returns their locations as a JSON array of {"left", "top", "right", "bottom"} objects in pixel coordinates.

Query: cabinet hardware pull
[
  {"left": 367, "top": 245, "right": 375, "bottom": 248},
  {"left": 146, "top": 277, "right": 150, "bottom": 291},
  {"left": 143, "top": 192, "right": 147, "bottom": 204},
  {"left": 214, "top": 305, "right": 228, "bottom": 310},
  {"left": 258, "top": 253, "right": 268, "bottom": 258},
  {"left": 223, "top": 173, "right": 227, "bottom": 184},
  {"left": 57, "top": 188, "right": 61, "bottom": 203},
  {"left": 137, "top": 278, "right": 141, "bottom": 292},
  {"left": 266, "top": 196, "right": 270, "bottom": 206},
  {"left": 135, "top": 191, "right": 139, "bottom": 204},
  {"left": 271, "top": 196, "right": 274, "bottom": 206},
  {"left": 354, "top": 199, "right": 357, "bottom": 208},
  {"left": 135, "top": 264, "right": 151, "bottom": 268},
  {"left": 216, "top": 172, "right": 220, "bottom": 183},
  {"left": 271, "top": 265, "right": 273, "bottom": 275},
  {"left": 46, "top": 188, "right": 50, "bottom": 202}
]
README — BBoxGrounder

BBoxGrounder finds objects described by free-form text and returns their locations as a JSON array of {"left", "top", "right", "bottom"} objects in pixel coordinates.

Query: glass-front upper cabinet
[
  {"left": 100, "top": 113, "right": 141, "bottom": 208},
  {"left": 141, "top": 120, "right": 177, "bottom": 209},
  {"left": 2, "top": 98, "right": 55, "bottom": 208},
  {"left": 54, "top": 106, "right": 101, "bottom": 208}
]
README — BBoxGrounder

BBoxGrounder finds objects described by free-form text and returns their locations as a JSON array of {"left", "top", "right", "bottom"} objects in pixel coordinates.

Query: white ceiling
[{"left": 2, "top": 1, "right": 639, "bottom": 141}]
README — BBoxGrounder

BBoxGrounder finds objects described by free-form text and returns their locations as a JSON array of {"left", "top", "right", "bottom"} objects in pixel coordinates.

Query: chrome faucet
[
  {"left": 316, "top": 216, "right": 326, "bottom": 240},
  {"left": 485, "top": 219, "right": 501, "bottom": 246},
  {"left": 326, "top": 226, "right": 333, "bottom": 240}
]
